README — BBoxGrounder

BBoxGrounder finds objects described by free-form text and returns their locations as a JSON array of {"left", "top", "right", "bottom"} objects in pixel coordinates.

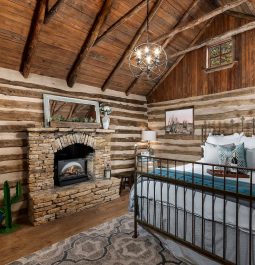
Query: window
[{"left": 207, "top": 39, "right": 234, "bottom": 70}]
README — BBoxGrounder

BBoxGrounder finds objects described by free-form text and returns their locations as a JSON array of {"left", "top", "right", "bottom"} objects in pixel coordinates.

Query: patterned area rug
[{"left": 10, "top": 214, "right": 186, "bottom": 265}]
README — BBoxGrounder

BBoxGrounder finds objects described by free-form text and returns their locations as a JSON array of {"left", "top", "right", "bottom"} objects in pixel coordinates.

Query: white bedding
[{"left": 131, "top": 161, "right": 255, "bottom": 232}]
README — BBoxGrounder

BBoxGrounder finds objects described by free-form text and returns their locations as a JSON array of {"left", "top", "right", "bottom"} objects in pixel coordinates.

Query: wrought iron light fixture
[{"left": 129, "top": 0, "right": 167, "bottom": 80}]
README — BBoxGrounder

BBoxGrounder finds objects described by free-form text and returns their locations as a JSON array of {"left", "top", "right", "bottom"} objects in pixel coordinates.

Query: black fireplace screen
[
  {"left": 54, "top": 143, "right": 94, "bottom": 187},
  {"left": 56, "top": 158, "right": 88, "bottom": 186},
  {"left": 59, "top": 158, "right": 86, "bottom": 178}
]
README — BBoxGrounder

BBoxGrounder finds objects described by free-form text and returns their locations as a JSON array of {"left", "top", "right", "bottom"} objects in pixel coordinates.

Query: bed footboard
[{"left": 134, "top": 155, "right": 255, "bottom": 265}]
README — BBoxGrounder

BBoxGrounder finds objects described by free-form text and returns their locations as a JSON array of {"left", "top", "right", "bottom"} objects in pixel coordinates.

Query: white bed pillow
[
  {"left": 206, "top": 133, "right": 242, "bottom": 145},
  {"left": 240, "top": 135, "right": 255, "bottom": 149},
  {"left": 246, "top": 148, "right": 255, "bottom": 168},
  {"left": 203, "top": 142, "right": 234, "bottom": 164}
]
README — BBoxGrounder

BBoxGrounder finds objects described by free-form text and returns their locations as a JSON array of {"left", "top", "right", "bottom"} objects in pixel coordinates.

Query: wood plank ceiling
[{"left": 0, "top": 0, "right": 255, "bottom": 96}]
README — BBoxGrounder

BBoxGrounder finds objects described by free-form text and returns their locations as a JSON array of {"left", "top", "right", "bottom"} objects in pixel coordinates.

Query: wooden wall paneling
[
  {"left": 226, "top": 10, "right": 255, "bottom": 20},
  {"left": 148, "top": 15, "right": 255, "bottom": 103}
]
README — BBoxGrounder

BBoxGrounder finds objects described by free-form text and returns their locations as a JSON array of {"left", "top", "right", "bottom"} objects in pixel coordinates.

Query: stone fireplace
[{"left": 27, "top": 128, "right": 120, "bottom": 226}]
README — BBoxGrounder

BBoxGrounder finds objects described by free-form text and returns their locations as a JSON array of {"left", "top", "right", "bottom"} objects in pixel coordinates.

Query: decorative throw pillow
[
  {"left": 203, "top": 142, "right": 234, "bottom": 164},
  {"left": 216, "top": 145, "right": 235, "bottom": 170},
  {"left": 234, "top": 143, "right": 247, "bottom": 169},
  {"left": 216, "top": 143, "right": 247, "bottom": 173}
]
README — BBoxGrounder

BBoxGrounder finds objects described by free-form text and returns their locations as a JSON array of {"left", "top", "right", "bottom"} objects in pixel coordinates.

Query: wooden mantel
[{"left": 27, "top": 128, "right": 115, "bottom": 134}]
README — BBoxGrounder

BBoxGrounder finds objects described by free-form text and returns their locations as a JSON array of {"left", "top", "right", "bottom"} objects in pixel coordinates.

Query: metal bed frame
[{"left": 133, "top": 118, "right": 255, "bottom": 265}]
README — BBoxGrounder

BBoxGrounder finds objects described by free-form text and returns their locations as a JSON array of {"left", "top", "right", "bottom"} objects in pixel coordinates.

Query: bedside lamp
[{"left": 142, "top": 130, "right": 156, "bottom": 155}]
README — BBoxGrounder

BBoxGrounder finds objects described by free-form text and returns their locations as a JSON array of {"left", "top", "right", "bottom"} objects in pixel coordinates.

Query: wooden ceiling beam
[
  {"left": 125, "top": 0, "right": 200, "bottom": 96},
  {"left": 44, "top": 0, "right": 65, "bottom": 24},
  {"left": 168, "top": 20, "right": 255, "bottom": 59},
  {"left": 147, "top": 19, "right": 215, "bottom": 98},
  {"left": 67, "top": 0, "right": 113, "bottom": 88},
  {"left": 246, "top": 0, "right": 255, "bottom": 13},
  {"left": 162, "top": 0, "right": 201, "bottom": 48},
  {"left": 94, "top": 0, "right": 152, "bottom": 46},
  {"left": 152, "top": 0, "right": 248, "bottom": 44},
  {"left": 226, "top": 10, "right": 255, "bottom": 20},
  {"left": 20, "top": 0, "right": 46, "bottom": 78},
  {"left": 101, "top": 0, "right": 165, "bottom": 92}
]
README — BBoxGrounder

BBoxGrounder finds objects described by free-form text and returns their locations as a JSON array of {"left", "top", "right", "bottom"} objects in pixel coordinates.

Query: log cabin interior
[{"left": 1, "top": 0, "right": 255, "bottom": 264}]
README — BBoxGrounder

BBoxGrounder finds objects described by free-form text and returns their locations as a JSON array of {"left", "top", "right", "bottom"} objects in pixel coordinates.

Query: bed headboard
[{"left": 201, "top": 116, "right": 255, "bottom": 145}]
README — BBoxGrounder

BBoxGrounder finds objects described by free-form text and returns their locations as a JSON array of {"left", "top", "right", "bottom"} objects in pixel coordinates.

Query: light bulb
[
  {"left": 146, "top": 55, "right": 151, "bottom": 64},
  {"left": 154, "top": 47, "right": 160, "bottom": 56},
  {"left": 135, "top": 49, "right": 142, "bottom": 59},
  {"left": 144, "top": 46, "right": 149, "bottom": 54}
]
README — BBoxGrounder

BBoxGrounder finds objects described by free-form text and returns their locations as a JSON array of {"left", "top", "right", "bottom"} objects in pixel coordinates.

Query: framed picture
[{"left": 165, "top": 107, "right": 194, "bottom": 135}]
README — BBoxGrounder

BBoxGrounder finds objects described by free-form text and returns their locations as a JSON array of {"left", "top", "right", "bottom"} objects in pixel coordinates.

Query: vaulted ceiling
[{"left": 1, "top": 0, "right": 255, "bottom": 96}]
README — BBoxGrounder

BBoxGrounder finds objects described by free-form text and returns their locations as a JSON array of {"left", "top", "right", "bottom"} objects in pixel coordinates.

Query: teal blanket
[{"left": 148, "top": 168, "right": 255, "bottom": 197}]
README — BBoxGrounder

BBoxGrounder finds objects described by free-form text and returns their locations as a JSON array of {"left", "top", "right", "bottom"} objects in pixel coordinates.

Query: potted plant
[{"left": 100, "top": 103, "right": 112, "bottom": 129}]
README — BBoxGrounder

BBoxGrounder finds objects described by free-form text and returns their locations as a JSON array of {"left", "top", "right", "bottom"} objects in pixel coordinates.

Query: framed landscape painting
[{"left": 165, "top": 107, "right": 194, "bottom": 135}]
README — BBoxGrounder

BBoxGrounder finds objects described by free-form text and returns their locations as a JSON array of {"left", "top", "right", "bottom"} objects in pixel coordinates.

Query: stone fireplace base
[
  {"left": 29, "top": 178, "right": 120, "bottom": 226},
  {"left": 27, "top": 128, "right": 120, "bottom": 226}
]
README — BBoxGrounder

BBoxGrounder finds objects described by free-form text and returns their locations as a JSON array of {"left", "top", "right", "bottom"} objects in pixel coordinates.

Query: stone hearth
[{"left": 27, "top": 128, "right": 120, "bottom": 226}]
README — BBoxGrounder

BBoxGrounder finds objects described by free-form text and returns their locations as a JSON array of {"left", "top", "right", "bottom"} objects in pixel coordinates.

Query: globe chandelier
[{"left": 129, "top": 0, "right": 167, "bottom": 80}]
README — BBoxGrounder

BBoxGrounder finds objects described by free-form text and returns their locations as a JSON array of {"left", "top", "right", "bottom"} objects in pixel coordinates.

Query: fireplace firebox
[{"left": 54, "top": 143, "right": 94, "bottom": 187}]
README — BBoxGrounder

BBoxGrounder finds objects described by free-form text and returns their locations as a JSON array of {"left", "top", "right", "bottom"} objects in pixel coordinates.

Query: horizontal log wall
[
  {"left": 0, "top": 68, "right": 147, "bottom": 221},
  {"left": 148, "top": 86, "right": 255, "bottom": 161}
]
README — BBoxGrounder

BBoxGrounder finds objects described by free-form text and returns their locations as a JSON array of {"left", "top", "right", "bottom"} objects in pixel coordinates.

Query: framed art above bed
[{"left": 165, "top": 107, "right": 194, "bottom": 135}]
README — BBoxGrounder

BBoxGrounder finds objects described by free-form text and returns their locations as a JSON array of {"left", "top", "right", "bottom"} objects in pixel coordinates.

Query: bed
[{"left": 130, "top": 122, "right": 255, "bottom": 265}]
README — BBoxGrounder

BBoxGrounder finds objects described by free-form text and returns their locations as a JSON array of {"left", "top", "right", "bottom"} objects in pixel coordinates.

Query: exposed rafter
[
  {"left": 152, "top": 0, "right": 248, "bottom": 44},
  {"left": 67, "top": 0, "right": 113, "bottom": 88},
  {"left": 101, "top": 0, "right": 165, "bottom": 92},
  {"left": 44, "top": 0, "right": 65, "bottom": 24},
  {"left": 20, "top": 0, "right": 46, "bottom": 78},
  {"left": 125, "top": 0, "right": 200, "bottom": 96},
  {"left": 168, "top": 20, "right": 255, "bottom": 59},
  {"left": 226, "top": 10, "right": 255, "bottom": 20},
  {"left": 246, "top": 0, "right": 255, "bottom": 13},
  {"left": 94, "top": 0, "right": 152, "bottom": 46},
  {"left": 147, "top": 19, "right": 215, "bottom": 98}
]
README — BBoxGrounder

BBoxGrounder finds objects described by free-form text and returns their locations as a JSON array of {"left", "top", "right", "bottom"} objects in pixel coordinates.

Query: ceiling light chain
[{"left": 129, "top": 0, "right": 167, "bottom": 80}]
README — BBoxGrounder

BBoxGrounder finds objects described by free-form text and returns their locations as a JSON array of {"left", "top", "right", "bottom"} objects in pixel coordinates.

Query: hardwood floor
[{"left": 0, "top": 193, "right": 130, "bottom": 265}]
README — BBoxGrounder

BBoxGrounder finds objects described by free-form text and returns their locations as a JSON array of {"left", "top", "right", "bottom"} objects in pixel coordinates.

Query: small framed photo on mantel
[{"left": 165, "top": 107, "right": 194, "bottom": 135}]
